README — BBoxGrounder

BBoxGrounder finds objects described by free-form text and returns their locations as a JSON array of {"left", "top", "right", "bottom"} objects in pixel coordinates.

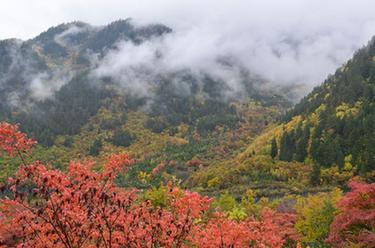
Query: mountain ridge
[{"left": 0, "top": 20, "right": 291, "bottom": 194}]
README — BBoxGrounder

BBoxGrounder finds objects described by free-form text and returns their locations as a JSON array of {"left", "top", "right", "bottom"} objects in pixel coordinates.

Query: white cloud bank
[{"left": 2, "top": 0, "right": 375, "bottom": 97}]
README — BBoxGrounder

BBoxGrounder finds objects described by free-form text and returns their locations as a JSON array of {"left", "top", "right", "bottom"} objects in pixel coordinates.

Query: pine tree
[
  {"left": 270, "top": 137, "right": 278, "bottom": 159},
  {"left": 295, "top": 126, "right": 310, "bottom": 162},
  {"left": 279, "top": 132, "right": 295, "bottom": 162},
  {"left": 111, "top": 128, "right": 135, "bottom": 147},
  {"left": 337, "top": 149, "right": 344, "bottom": 170},
  {"left": 310, "top": 163, "right": 321, "bottom": 186},
  {"left": 89, "top": 139, "right": 102, "bottom": 156}
]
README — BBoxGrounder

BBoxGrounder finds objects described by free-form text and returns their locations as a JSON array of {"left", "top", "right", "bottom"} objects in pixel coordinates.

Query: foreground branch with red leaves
[
  {"left": 0, "top": 122, "right": 299, "bottom": 247},
  {"left": 0, "top": 122, "right": 36, "bottom": 158},
  {"left": 190, "top": 210, "right": 298, "bottom": 248},
  {"left": 327, "top": 180, "right": 375, "bottom": 248}
]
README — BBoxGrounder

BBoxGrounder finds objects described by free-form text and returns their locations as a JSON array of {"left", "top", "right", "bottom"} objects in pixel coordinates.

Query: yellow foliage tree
[{"left": 295, "top": 188, "right": 342, "bottom": 246}]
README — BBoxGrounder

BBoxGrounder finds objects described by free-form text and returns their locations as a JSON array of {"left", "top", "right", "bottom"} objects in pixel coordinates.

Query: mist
[
  {"left": 84, "top": 0, "right": 375, "bottom": 99},
  {"left": 2, "top": 0, "right": 375, "bottom": 101}
]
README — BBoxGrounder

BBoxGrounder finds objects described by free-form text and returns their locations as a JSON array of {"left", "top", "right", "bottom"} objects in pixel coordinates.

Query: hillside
[
  {"left": 185, "top": 38, "right": 375, "bottom": 200},
  {"left": 1, "top": 17, "right": 375, "bottom": 248},
  {"left": 2, "top": 20, "right": 375, "bottom": 198},
  {"left": 0, "top": 19, "right": 172, "bottom": 144},
  {"left": 0, "top": 20, "right": 291, "bottom": 189},
  {"left": 277, "top": 38, "right": 375, "bottom": 178}
]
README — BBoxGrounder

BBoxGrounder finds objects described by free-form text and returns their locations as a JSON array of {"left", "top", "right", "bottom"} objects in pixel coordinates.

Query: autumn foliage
[
  {"left": 1, "top": 122, "right": 374, "bottom": 247},
  {"left": 190, "top": 210, "right": 298, "bottom": 248},
  {"left": 0, "top": 122, "right": 296, "bottom": 247},
  {"left": 327, "top": 180, "right": 375, "bottom": 247},
  {"left": 0, "top": 122, "right": 36, "bottom": 157},
  {"left": 0, "top": 160, "right": 211, "bottom": 247}
]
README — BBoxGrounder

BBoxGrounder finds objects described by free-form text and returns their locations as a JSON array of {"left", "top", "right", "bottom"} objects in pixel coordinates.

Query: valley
[{"left": 0, "top": 18, "right": 374, "bottom": 247}]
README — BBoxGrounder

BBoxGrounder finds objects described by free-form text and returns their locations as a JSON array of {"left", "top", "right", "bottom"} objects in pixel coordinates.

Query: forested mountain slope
[
  {"left": 3, "top": 20, "right": 375, "bottom": 198},
  {"left": 1, "top": 16, "right": 375, "bottom": 248},
  {"left": 187, "top": 37, "right": 375, "bottom": 198},
  {"left": 0, "top": 20, "right": 291, "bottom": 189},
  {"left": 278, "top": 37, "right": 375, "bottom": 175}
]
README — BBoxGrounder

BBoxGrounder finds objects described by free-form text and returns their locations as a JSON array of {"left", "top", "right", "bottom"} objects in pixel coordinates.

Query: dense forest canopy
[{"left": 276, "top": 38, "right": 375, "bottom": 175}]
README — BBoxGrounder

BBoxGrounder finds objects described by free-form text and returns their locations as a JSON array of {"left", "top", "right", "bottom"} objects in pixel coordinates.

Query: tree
[
  {"left": 89, "top": 138, "right": 102, "bottom": 156},
  {"left": 279, "top": 132, "right": 295, "bottom": 162},
  {"left": 0, "top": 122, "right": 212, "bottom": 247},
  {"left": 190, "top": 210, "right": 299, "bottom": 248},
  {"left": 0, "top": 122, "right": 36, "bottom": 157},
  {"left": 0, "top": 156, "right": 212, "bottom": 247},
  {"left": 336, "top": 148, "right": 344, "bottom": 170},
  {"left": 270, "top": 137, "right": 278, "bottom": 159},
  {"left": 295, "top": 126, "right": 309, "bottom": 162},
  {"left": 310, "top": 163, "right": 321, "bottom": 186},
  {"left": 212, "top": 192, "right": 237, "bottom": 212},
  {"left": 0, "top": 122, "right": 302, "bottom": 248},
  {"left": 295, "top": 189, "right": 342, "bottom": 246},
  {"left": 111, "top": 128, "right": 135, "bottom": 147},
  {"left": 144, "top": 117, "right": 168, "bottom": 133},
  {"left": 327, "top": 180, "right": 375, "bottom": 248}
]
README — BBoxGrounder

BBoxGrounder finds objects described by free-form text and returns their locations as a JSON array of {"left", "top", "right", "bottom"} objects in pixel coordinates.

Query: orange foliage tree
[
  {"left": 0, "top": 122, "right": 36, "bottom": 157},
  {"left": 327, "top": 180, "right": 375, "bottom": 247},
  {"left": 190, "top": 210, "right": 298, "bottom": 248},
  {"left": 0, "top": 122, "right": 298, "bottom": 247}
]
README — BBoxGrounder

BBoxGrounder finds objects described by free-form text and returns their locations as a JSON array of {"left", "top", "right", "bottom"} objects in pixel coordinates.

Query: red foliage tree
[
  {"left": 0, "top": 156, "right": 211, "bottom": 247},
  {"left": 186, "top": 159, "right": 204, "bottom": 168},
  {"left": 190, "top": 209, "right": 298, "bottom": 248},
  {"left": 327, "top": 180, "right": 375, "bottom": 247},
  {"left": 0, "top": 122, "right": 36, "bottom": 157},
  {"left": 0, "top": 122, "right": 299, "bottom": 247},
  {"left": 0, "top": 123, "right": 212, "bottom": 247}
]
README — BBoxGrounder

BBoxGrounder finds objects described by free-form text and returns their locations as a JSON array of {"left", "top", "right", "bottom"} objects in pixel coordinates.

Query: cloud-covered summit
[{"left": 2, "top": 0, "right": 375, "bottom": 97}]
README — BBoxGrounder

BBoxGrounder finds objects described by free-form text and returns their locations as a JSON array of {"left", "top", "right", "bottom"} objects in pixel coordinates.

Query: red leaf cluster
[
  {"left": 186, "top": 159, "right": 204, "bottom": 168},
  {"left": 190, "top": 209, "right": 298, "bottom": 248},
  {"left": 327, "top": 179, "right": 375, "bottom": 247},
  {"left": 0, "top": 156, "right": 211, "bottom": 247},
  {"left": 0, "top": 122, "right": 36, "bottom": 156},
  {"left": 0, "top": 122, "right": 299, "bottom": 247},
  {"left": 151, "top": 161, "right": 165, "bottom": 178}
]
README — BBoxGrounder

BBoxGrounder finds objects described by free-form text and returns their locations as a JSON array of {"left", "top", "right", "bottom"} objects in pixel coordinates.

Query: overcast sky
[
  {"left": 2, "top": 0, "right": 375, "bottom": 41},
  {"left": 2, "top": 0, "right": 375, "bottom": 96}
]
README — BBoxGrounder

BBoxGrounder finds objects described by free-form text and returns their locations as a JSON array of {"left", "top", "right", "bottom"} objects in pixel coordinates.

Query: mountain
[
  {"left": 277, "top": 38, "right": 375, "bottom": 175},
  {"left": 0, "top": 19, "right": 290, "bottom": 145},
  {"left": 185, "top": 38, "right": 375, "bottom": 199},
  {"left": 3, "top": 19, "right": 375, "bottom": 200},
  {"left": 0, "top": 20, "right": 291, "bottom": 190},
  {"left": 1, "top": 19, "right": 375, "bottom": 248},
  {"left": 0, "top": 20, "right": 173, "bottom": 142}
]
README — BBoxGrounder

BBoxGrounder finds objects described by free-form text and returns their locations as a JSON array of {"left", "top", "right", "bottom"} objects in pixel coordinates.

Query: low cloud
[
  {"left": 3, "top": 0, "right": 375, "bottom": 102},
  {"left": 92, "top": 35, "right": 250, "bottom": 101},
  {"left": 1, "top": 32, "right": 76, "bottom": 106},
  {"left": 29, "top": 70, "right": 74, "bottom": 100},
  {"left": 93, "top": 17, "right": 375, "bottom": 101},
  {"left": 54, "top": 24, "right": 90, "bottom": 48}
]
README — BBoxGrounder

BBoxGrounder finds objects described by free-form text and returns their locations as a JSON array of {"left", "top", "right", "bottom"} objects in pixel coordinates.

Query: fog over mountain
[{"left": 2, "top": 0, "right": 375, "bottom": 100}]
